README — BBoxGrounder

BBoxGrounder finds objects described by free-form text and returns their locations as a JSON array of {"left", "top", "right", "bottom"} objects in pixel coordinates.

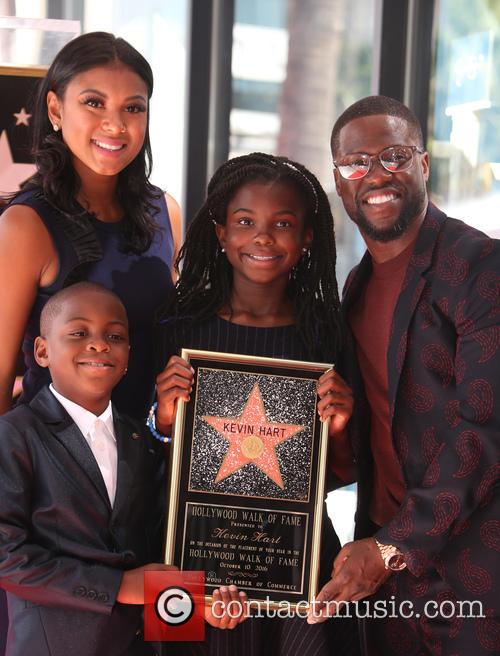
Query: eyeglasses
[{"left": 334, "top": 145, "right": 424, "bottom": 180}]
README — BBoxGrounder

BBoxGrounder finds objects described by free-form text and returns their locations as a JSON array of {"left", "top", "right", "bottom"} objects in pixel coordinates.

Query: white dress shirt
[{"left": 49, "top": 384, "right": 118, "bottom": 506}]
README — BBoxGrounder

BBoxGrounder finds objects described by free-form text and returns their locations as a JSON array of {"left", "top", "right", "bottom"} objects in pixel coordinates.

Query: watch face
[{"left": 387, "top": 554, "right": 406, "bottom": 571}]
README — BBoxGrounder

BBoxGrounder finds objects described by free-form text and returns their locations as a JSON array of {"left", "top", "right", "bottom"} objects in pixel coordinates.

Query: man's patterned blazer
[{"left": 342, "top": 202, "right": 499, "bottom": 654}]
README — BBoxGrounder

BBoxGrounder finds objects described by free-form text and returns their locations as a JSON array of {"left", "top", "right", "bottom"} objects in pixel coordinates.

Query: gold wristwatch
[{"left": 374, "top": 539, "right": 407, "bottom": 571}]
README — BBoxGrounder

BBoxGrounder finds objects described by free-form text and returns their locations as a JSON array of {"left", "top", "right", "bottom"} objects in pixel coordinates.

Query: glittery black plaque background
[
  {"left": 188, "top": 368, "right": 317, "bottom": 501},
  {"left": 167, "top": 351, "right": 331, "bottom": 605}
]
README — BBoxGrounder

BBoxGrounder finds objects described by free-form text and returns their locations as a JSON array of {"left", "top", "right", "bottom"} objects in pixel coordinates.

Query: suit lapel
[
  {"left": 30, "top": 387, "right": 112, "bottom": 510},
  {"left": 386, "top": 204, "right": 448, "bottom": 422},
  {"left": 342, "top": 250, "right": 373, "bottom": 314},
  {"left": 111, "top": 411, "right": 141, "bottom": 520}
]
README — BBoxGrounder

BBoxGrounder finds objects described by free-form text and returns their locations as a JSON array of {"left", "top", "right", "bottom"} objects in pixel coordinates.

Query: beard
[{"left": 352, "top": 188, "right": 427, "bottom": 243}]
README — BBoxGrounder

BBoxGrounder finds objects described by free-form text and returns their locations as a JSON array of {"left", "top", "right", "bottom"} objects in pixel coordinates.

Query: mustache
[
  {"left": 359, "top": 183, "right": 404, "bottom": 197},
  {"left": 353, "top": 188, "right": 426, "bottom": 243}
]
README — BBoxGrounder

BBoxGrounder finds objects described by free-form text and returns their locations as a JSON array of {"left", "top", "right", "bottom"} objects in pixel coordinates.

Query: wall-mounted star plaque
[
  {"left": 0, "top": 66, "right": 46, "bottom": 195},
  {"left": 164, "top": 349, "right": 332, "bottom": 609}
]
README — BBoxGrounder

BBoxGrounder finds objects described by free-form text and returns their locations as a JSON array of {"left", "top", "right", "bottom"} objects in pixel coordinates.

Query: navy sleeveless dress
[
  {"left": 156, "top": 315, "right": 359, "bottom": 656},
  {"left": 10, "top": 187, "right": 175, "bottom": 420}
]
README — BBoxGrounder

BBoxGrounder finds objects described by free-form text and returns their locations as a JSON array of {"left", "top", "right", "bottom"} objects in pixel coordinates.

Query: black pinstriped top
[{"left": 155, "top": 314, "right": 311, "bottom": 372}]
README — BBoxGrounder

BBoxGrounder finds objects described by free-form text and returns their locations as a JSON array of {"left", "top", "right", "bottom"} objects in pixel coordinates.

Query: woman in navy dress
[{"left": 0, "top": 31, "right": 181, "bottom": 421}]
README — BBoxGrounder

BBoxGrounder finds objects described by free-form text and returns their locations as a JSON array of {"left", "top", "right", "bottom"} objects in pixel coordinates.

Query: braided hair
[{"left": 167, "top": 152, "right": 342, "bottom": 362}]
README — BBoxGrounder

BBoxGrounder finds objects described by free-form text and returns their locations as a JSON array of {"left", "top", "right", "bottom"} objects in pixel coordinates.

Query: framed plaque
[
  {"left": 164, "top": 349, "right": 332, "bottom": 609},
  {"left": 0, "top": 65, "right": 45, "bottom": 194}
]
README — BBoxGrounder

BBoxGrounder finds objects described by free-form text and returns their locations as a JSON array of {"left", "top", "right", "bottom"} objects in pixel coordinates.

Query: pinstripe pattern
[
  {"left": 156, "top": 315, "right": 359, "bottom": 656},
  {"left": 156, "top": 316, "right": 310, "bottom": 372}
]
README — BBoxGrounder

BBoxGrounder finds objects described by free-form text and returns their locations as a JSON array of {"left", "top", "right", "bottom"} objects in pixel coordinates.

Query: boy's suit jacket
[
  {"left": 343, "top": 204, "right": 500, "bottom": 653},
  {"left": 0, "top": 386, "right": 165, "bottom": 656}
]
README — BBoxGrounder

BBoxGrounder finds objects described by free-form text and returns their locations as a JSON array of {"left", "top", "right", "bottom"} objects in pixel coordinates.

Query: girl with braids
[
  {"left": 0, "top": 32, "right": 181, "bottom": 420},
  {"left": 154, "top": 152, "right": 358, "bottom": 656}
]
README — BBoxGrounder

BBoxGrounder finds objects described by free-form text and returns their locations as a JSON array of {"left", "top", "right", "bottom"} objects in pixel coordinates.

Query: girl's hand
[
  {"left": 316, "top": 369, "right": 354, "bottom": 436},
  {"left": 155, "top": 356, "right": 194, "bottom": 433},
  {"left": 205, "top": 585, "right": 249, "bottom": 629}
]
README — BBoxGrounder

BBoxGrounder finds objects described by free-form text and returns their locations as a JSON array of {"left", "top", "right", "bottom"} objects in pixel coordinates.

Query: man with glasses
[{"left": 309, "top": 96, "right": 499, "bottom": 655}]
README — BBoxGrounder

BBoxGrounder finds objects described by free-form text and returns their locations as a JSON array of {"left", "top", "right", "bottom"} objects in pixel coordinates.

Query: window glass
[
  {"left": 230, "top": 0, "right": 375, "bottom": 288},
  {"left": 1, "top": 1, "right": 189, "bottom": 205},
  {"left": 230, "top": 0, "right": 376, "bottom": 542},
  {"left": 429, "top": 0, "right": 500, "bottom": 238}
]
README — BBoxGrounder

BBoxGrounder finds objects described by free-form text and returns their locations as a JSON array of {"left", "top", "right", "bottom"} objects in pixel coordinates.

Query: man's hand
[
  {"left": 307, "top": 538, "right": 390, "bottom": 623},
  {"left": 117, "top": 564, "right": 178, "bottom": 605},
  {"left": 205, "top": 585, "right": 249, "bottom": 629}
]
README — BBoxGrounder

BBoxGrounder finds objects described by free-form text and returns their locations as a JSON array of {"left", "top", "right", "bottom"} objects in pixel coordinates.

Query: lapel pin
[{"left": 131, "top": 432, "right": 140, "bottom": 440}]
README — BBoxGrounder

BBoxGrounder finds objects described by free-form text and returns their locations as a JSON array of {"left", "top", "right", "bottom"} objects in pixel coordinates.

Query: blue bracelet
[{"left": 146, "top": 402, "right": 172, "bottom": 443}]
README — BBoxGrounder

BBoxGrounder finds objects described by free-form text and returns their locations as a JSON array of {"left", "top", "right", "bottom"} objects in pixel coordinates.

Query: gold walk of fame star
[{"left": 202, "top": 383, "right": 304, "bottom": 489}]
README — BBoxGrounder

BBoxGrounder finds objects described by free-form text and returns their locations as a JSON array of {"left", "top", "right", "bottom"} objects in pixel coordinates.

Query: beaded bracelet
[{"left": 146, "top": 402, "right": 172, "bottom": 443}]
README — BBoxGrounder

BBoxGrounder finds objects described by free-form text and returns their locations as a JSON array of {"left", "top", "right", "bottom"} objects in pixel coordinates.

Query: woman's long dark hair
[
  {"left": 8, "top": 31, "right": 161, "bottom": 253},
  {"left": 164, "top": 152, "right": 343, "bottom": 362}
]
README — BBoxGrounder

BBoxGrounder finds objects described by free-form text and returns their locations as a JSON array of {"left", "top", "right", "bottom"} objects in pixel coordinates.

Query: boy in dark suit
[{"left": 0, "top": 282, "right": 171, "bottom": 656}]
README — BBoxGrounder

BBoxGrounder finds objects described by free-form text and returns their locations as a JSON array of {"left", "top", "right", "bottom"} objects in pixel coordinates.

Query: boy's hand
[
  {"left": 117, "top": 563, "right": 178, "bottom": 605},
  {"left": 205, "top": 585, "right": 249, "bottom": 629},
  {"left": 316, "top": 369, "right": 353, "bottom": 436},
  {"left": 155, "top": 356, "right": 194, "bottom": 433}
]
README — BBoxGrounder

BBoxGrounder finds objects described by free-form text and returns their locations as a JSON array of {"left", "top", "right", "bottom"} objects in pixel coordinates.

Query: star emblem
[
  {"left": 13, "top": 107, "right": 32, "bottom": 127},
  {"left": 202, "top": 383, "right": 304, "bottom": 489},
  {"left": 0, "top": 130, "right": 36, "bottom": 191}
]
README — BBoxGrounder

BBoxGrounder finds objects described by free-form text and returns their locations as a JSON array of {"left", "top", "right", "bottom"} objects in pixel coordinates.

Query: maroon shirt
[{"left": 349, "top": 241, "right": 415, "bottom": 525}]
